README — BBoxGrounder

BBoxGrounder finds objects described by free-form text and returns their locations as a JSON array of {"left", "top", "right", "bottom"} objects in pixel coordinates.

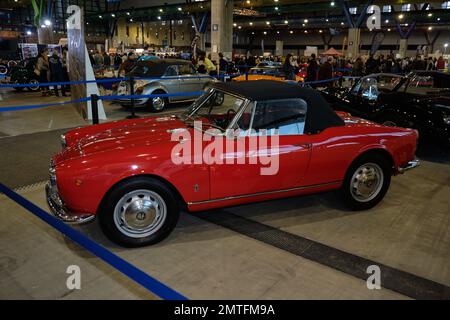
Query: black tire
[
  {"left": 98, "top": 177, "right": 180, "bottom": 247},
  {"left": 147, "top": 90, "right": 167, "bottom": 112},
  {"left": 339, "top": 153, "right": 391, "bottom": 211}
]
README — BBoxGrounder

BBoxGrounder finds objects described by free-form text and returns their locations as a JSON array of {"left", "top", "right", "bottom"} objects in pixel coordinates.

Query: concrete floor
[{"left": 1, "top": 87, "right": 449, "bottom": 299}]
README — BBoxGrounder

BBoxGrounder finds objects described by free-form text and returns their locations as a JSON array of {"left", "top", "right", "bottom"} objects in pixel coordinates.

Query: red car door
[{"left": 209, "top": 98, "right": 312, "bottom": 200}]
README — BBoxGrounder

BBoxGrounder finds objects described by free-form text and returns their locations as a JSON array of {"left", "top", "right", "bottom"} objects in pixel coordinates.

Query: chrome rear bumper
[
  {"left": 45, "top": 182, "right": 95, "bottom": 224},
  {"left": 398, "top": 158, "right": 420, "bottom": 174}
]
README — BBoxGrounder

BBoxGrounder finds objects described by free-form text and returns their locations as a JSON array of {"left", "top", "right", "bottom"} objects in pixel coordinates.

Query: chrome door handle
[{"left": 294, "top": 143, "right": 312, "bottom": 149}]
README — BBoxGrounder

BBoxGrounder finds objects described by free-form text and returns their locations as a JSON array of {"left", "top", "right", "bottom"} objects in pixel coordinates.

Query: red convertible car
[{"left": 46, "top": 80, "right": 419, "bottom": 247}]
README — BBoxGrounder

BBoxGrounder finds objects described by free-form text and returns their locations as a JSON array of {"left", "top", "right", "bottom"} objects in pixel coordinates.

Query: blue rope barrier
[{"left": 0, "top": 182, "right": 188, "bottom": 300}]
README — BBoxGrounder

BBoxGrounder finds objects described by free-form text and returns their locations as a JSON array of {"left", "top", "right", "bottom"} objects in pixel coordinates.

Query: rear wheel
[
  {"left": 148, "top": 90, "right": 167, "bottom": 112},
  {"left": 340, "top": 153, "right": 391, "bottom": 210},
  {"left": 98, "top": 177, "right": 180, "bottom": 247}
]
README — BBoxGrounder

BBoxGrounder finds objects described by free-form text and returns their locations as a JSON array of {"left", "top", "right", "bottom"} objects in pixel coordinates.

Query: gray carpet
[{"left": 0, "top": 128, "right": 72, "bottom": 189}]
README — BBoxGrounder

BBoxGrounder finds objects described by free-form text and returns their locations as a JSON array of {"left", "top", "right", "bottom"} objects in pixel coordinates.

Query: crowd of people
[
  {"left": 31, "top": 45, "right": 449, "bottom": 97},
  {"left": 34, "top": 47, "right": 70, "bottom": 97}
]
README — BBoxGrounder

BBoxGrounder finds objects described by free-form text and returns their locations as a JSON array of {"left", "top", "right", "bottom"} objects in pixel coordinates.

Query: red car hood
[{"left": 56, "top": 116, "right": 189, "bottom": 162}]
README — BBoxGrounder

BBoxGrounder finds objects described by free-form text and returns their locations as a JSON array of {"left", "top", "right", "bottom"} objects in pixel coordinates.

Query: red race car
[{"left": 46, "top": 80, "right": 419, "bottom": 247}]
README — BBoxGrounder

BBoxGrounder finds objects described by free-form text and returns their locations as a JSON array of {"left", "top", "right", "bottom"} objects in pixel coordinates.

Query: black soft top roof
[
  {"left": 212, "top": 80, "right": 344, "bottom": 134},
  {"left": 131, "top": 59, "right": 191, "bottom": 77}
]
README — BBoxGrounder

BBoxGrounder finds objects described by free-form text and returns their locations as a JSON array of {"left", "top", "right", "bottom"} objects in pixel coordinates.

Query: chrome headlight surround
[{"left": 60, "top": 134, "right": 67, "bottom": 149}]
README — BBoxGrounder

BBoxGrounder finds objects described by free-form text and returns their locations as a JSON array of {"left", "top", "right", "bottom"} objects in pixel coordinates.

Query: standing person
[
  {"left": 306, "top": 53, "right": 318, "bottom": 83},
  {"left": 318, "top": 56, "right": 334, "bottom": 87},
  {"left": 118, "top": 52, "right": 136, "bottom": 76},
  {"left": 426, "top": 57, "right": 434, "bottom": 71},
  {"left": 61, "top": 46, "right": 70, "bottom": 95},
  {"left": 197, "top": 52, "right": 216, "bottom": 74},
  {"left": 218, "top": 52, "right": 228, "bottom": 74},
  {"left": 103, "top": 52, "right": 111, "bottom": 70},
  {"left": 35, "top": 49, "right": 50, "bottom": 96},
  {"left": 283, "top": 53, "right": 296, "bottom": 81},
  {"left": 114, "top": 53, "right": 122, "bottom": 70},
  {"left": 94, "top": 50, "right": 104, "bottom": 69},
  {"left": 436, "top": 56, "right": 445, "bottom": 70},
  {"left": 48, "top": 48, "right": 66, "bottom": 97},
  {"left": 352, "top": 57, "right": 364, "bottom": 76}
]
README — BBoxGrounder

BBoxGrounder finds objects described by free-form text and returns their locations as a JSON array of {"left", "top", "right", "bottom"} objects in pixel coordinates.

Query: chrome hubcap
[
  {"left": 350, "top": 163, "right": 384, "bottom": 202},
  {"left": 152, "top": 97, "right": 165, "bottom": 110},
  {"left": 113, "top": 189, "right": 167, "bottom": 238}
]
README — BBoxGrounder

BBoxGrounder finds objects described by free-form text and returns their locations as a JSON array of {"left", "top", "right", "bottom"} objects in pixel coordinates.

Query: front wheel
[
  {"left": 98, "top": 177, "right": 180, "bottom": 247},
  {"left": 147, "top": 90, "right": 167, "bottom": 112},
  {"left": 339, "top": 153, "right": 391, "bottom": 210}
]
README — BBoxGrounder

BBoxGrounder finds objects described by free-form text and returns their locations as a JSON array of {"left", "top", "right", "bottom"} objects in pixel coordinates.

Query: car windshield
[
  {"left": 129, "top": 62, "right": 165, "bottom": 77},
  {"left": 351, "top": 75, "right": 402, "bottom": 95},
  {"left": 180, "top": 89, "right": 245, "bottom": 131}
]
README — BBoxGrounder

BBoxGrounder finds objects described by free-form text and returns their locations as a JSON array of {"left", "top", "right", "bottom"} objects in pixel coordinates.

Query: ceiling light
[
  {"left": 157, "top": 16, "right": 161, "bottom": 20},
  {"left": 238, "top": 26, "right": 242, "bottom": 29},
  {"left": 159, "top": 8, "right": 163, "bottom": 12},
  {"left": 275, "top": 6, "right": 279, "bottom": 11},
  {"left": 111, "top": 14, "right": 115, "bottom": 17},
  {"left": 387, "top": 28, "right": 391, "bottom": 31},
  {"left": 444, "top": 43, "right": 448, "bottom": 48},
  {"left": 428, "top": 26, "right": 432, "bottom": 31},
  {"left": 428, "top": 13, "right": 432, "bottom": 17},
  {"left": 26, "top": 30, "right": 31, "bottom": 35},
  {"left": 304, "top": 30, "right": 308, "bottom": 33},
  {"left": 304, "top": 19, "right": 308, "bottom": 23},
  {"left": 274, "top": 0, "right": 279, "bottom": 2},
  {"left": 385, "top": 19, "right": 389, "bottom": 23},
  {"left": 341, "top": 22, "right": 344, "bottom": 25},
  {"left": 233, "top": 23, "right": 237, "bottom": 27},
  {"left": 326, "top": 18, "right": 329, "bottom": 22},
  {"left": 246, "top": 0, "right": 251, "bottom": 4},
  {"left": 437, "top": 17, "right": 441, "bottom": 21},
  {"left": 302, "top": 23, "right": 305, "bottom": 27},
  {"left": 331, "top": 1, "right": 335, "bottom": 6},
  {"left": 290, "top": 30, "right": 293, "bottom": 34},
  {"left": 249, "top": 22, "right": 253, "bottom": 26},
  {"left": 99, "top": 15, "right": 102, "bottom": 19},
  {"left": 263, "top": 31, "right": 267, "bottom": 35},
  {"left": 266, "top": 21, "right": 270, "bottom": 25},
  {"left": 44, "top": 19, "right": 52, "bottom": 26},
  {"left": 277, "top": 31, "right": 280, "bottom": 34},
  {"left": 178, "top": 7, "right": 182, "bottom": 11},
  {"left": 284, "top": 20, "right": 288, "bottom": 24},
  {"left": 319, "top": 30, "right": 323, "bottom": 33},
  {"left": 126, "top": 12, "right": 130, "bottom": 15},
  {"left": 398, "top": 14, "right": 404, "bottom": 19}
]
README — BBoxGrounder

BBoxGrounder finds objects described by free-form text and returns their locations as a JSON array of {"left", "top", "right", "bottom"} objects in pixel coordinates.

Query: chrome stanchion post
[{"left": 91, "top": 94, "right": 99, "bottom": 125}]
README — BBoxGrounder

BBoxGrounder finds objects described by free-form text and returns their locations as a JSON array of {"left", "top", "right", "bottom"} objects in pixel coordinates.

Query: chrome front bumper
[
  {"left": 45, "top": 182, "right": 95, "bottom": 224},
  {"left": 398, "top": 158, "right": 420, "bottom": 174}
]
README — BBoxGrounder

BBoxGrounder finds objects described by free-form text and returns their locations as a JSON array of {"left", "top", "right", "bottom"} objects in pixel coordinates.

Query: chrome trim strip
[
  {"left": 398, "top": 158, "right": 420, "bottom": 174},
  {"left": 187, "top": 180, "right": 342, "bottom": 205}
]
